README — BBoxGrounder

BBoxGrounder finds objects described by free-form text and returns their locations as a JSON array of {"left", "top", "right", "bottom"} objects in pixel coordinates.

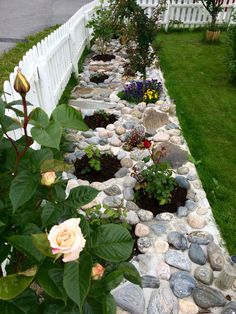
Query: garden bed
[
  {"left": 90, "top": 73, "right": 109, "bottom": 84},
  {"left": 92, "top": 54, "right": 116, "bottom": 62},
  {"left": 74, "top": 154, "right": 120, "bottom": 182},
  {"left": 84, "top": 111, "right": 118, "bottom": 129}
]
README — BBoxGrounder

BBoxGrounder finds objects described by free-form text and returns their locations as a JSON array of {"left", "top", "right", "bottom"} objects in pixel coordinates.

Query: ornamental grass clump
[{"left": 118, "top": 79, "right": 162, "bottom": 104}]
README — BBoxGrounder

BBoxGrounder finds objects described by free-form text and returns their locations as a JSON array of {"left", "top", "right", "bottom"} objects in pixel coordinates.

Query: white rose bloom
[{"left": 48, "top": 218, "right": 86, "bottom": 262}]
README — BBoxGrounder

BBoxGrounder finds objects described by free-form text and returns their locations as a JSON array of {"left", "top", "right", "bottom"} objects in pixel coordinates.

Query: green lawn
[
  {"left": 154, "top": 31, "right": 236, "bottom": 254},
  {"left": 0, "top": 26, "right": 59, "bottom": 93}
]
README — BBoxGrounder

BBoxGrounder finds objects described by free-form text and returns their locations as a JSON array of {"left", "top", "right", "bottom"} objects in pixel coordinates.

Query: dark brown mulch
[
  {"left": 135, "top": 186, "right": 187, "bottom": 215},
  {"left": 74, "top": 154, "right": 120, "bottom": 182},
  {"left": 92, "top": 54, "right": 116, "bottom": 62},
  {"left": 90, "top": 73, "right": 109, "bottom": 84},
  {"left": 84, "top": 113, "right": 118, "bottom": 129}
]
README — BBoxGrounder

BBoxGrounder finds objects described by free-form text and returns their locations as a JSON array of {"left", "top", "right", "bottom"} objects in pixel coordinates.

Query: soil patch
[
  {"left": 84, "top": 112, "right": 118, "bottom": 129},
  {"left": 135, "top": 186, "right": 187, "bottom": 215},
  {"left": 90, "top": 73, "right": 109, "bottom": 84},
  {"left": 92, "top": 54, "right": 116, "bottom": 62},
  {"left": 74, "top": 154, "right": 120, "bottom": 182}
]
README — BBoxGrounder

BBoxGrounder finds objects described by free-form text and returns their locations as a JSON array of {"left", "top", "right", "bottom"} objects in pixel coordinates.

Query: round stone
[
  {"left": 123, "top": 187, "right": 134, "bottom": 201},
  {"left": 115, "top": 168, "right": 129, "bottom": 178},
  {"left": 116, "top": 126, "right": 126, "bottom": 135},
  {"left": 177, "top": 166, "right": 189, "bottom": 175},
  {"left": 123, "top": 176, "right": 137, "bottom": 188},
  {"left": 98, "top": 129, "right": 109, "bottom": 138},
  {"left": 196, "top": 207, "right": 208, "bottom": 215},
  {"left": 170, "top": 135, "right": 183, "bottom": 145},
  {"left": 167, "top": 231, "right": 188, "bottom": 250},
  {"left": 193, "top": 286, "right": 226, "bottom": 309},
  {"left": 137, "top": 237, "right": 152, "bottom": 253},
  {"left": 170, "top": 271, "right": 196, "bottom": 298},
  {"left": 109, "top": 136, "right": 122, "bottom": 147},
  {"left": 177, "top": 206, "right": 188, "bottom": 217},
  {"left": 147, "top": 286, "right": 178, "bottom": 314},
  {"left": 126, "top": 201, "right": 140, "bottom": 211},
  {"left": 189, "top": 243, "right": 207, "bottom": 265},
  {"left": 117, "top": 150, "right": 127, "bottom": 160},
  {"left": 120, "top": 157, "right": 133, "bottom": 168},
  {"left": 153, "top": 132, "right": 170, "bottom": 142},
  {"left": 137, "top": 209, "right": 154, "bottom": 222},
  {"left": 187, "top": 213, "right": 206, "bottom": 229},
  {"left": 207, "top": 242, "right": 225, "bottom": 271},
  {"left": 221, "top": 302, "right": 236, "bottom": 314},
  {"left": 135, "top": 223, "right": 150, "bottom": 237},
  {"left": 179, "top": 300, "right": 198, "bottom": 314},
  {"left": 106, "top": 124, "right": 115, "bottom": 131},
  {"left": 156, "top": 212, "right": 174, "bottom": 221},
  {"left": 142, "top": 275, "right": 160, "bottom": 288},
  {"left": 188, "top": 231, "right": 214, "bottom": 245},
  {"left": 194, "top": 266, "right": 213, "bottom": 285},
  {"left": 185, "top": 199, "right": 197, "bottom": 211},
  {"left": 104, "top": 184, "right": 121, "bottom": 196},
  {"left": 122, "top": 210, "right": 139, "bottom": 225},
  {"left": 103, "top": 196, "right": 122, "bottom": 208},
  {"left": 175, "top": 176, "right": 190, "bottom": 190},
  {"left": 154, "top": 240, "right": 169, "bottom": 254},
  {"left": 165, "top": 250, "right": 191, "bottom": 271},
  {"left": 156, "top": 262, "right": 170, "bottom": 280}
]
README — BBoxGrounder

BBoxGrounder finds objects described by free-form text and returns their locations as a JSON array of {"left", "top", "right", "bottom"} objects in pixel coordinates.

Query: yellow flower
[{"left": 14, "top": 69, "right": 30, "bottom": 96}]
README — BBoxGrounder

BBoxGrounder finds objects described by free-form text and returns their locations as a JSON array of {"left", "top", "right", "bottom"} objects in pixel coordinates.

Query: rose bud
[
  {"left": 92, "top": 263, "right": 105, "bottom": 280},
  {"left": 41, "top": 171, "right": 56, "bottom": 186},
  {"left": 14, "top": 69, "right": 30, "bottom": 96},
  {"left": 48, "top": 218, "right": 86, "bottom": 262},
  {"left": 143, "top": 139, "right": 152, "bottom": 149}
]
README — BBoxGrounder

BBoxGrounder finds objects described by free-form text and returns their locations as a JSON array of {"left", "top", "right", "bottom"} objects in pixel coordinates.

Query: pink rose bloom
[
  {"left": 92, "top": 263, "right": 105, "bottom": 280},
  {"left": 48, "top": 218, "right": 86, "bottom": 262}
]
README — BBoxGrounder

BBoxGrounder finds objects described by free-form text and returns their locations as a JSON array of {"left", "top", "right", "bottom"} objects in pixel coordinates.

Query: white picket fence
[
  {"left": 138, "top": 0, "right": 236, "bottom": 29},
  {"left": 2, "top": 0, "right": 236, "bottom": 140}
]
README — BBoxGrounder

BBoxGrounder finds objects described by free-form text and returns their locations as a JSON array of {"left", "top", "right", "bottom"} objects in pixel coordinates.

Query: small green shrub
[{"left": 83, "top": 144, "right": 101, "bottom": 173}]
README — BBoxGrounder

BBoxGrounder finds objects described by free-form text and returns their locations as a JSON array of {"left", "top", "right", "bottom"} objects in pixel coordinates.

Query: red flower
[{"left": 143, "top": 139, "right": 152, "bottom": 149}]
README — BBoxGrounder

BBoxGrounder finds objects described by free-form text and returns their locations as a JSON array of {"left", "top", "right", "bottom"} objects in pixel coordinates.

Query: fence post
[
  {"left": 163, "top": 0, "right": 171, "bottom": 31},
  {"left": 69, "top": 27, "right": 79, "bottom": 77},
  {"left": 37, "top": 59, "right": 56, "bottom": 116}
]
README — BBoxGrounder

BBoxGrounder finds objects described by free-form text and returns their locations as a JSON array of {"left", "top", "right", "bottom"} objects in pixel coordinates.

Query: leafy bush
[
  {"left": 118, "top": 79, "right": 162, "bottom": 103},
  {"left": 135, "top": 162, "right": 176, "bottom": 205},
  {"left": 226, "top": 25, "right": 236, "bottom": 82},
  {"left": 0, "top": 71, "right": 140, "bottom": 313},
  {"left": 83, "top": 144, "right": 101, "bottom": 173}
]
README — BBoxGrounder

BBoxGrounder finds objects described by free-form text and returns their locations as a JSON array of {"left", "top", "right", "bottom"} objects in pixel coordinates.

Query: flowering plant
[
  {"left": 118, "top": 79, "right": 162, "bottom": 104},
  {"left": 0, "top": 71, "right": 141, "bottom": 313}
]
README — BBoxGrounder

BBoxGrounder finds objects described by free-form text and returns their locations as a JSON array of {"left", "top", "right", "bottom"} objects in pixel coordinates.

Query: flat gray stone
[
  {"left": 189, "top": 243, "right": 207, "bottom": 265},
  {"left": 221, "top": 302, "right": 236, "bottom": 314},
  {"left": 167, "top": 231, "right": 188, "bottom": 250},
  {"left": 130, "top": 149, "right": 150, "bottom": 161},
  {"left": 193, "top": 285, "right": 226, "bottom": 309},
  {"left": 170, "top": 271, "right": 196, "bottom": 298},
  {"left": 154, "top": 142, "right": 188, "bottom": 168},
  {"left": 137, "top": 237, "right": 152, "bottom": 253},
  {"left": 207, "top": 242, "right": 225, "bottom": 271},
  {"left": 175, "top": 176, "right": 190, "bottom": 190},
  {"left": 126, "top": 201, "right": 140, "bottom": 211},
  {"left": 151, "top": 223, "right": 168, "bottom": 235},
  {"left": 104, "top": 184, "right": 121, "bottom": 196},
  {"left": 185, "top": 199, "right": 197, "bottom": 211},
  {"left": 142, "top": 275, "right": 160, "bottom": 288},
  {"left": 143, "top": 109, "right": 169, "bottom": 135},
  {"left": 137, "top": 209, "right": 154, "bottom": 222},
  {"left": 103, "top": 196, "right": 122, "bottom": 208},
  {"left": 86, "top": 136, "right": 100, "bottom": 145},
  {"left": 120, "top": 157, "right": 133, "bottom": 168},
  {"left": 117, "top": 150, "right": 127, "bottom": 160},
  {"left": 115, "top": 167, "right": 129, "bottom": 178},
  {"left": 123, "top": 176, "right": 137, "bottom": 188},
  {"left": 147, "top": 286, "right": 178, "bottom": 314},
  {"left": 123, "top": 187, "right": 134, "bottom": 201},
  {"left": 112, "top": 283, "right": 145, "bottom": 314},
  {"left": 188, "top": 231, "right": 214, "bottom": 245},
  {"left": 82, "top": 130, "right": 95, "bottom": 138},
  {"left": 177, "top": 206, "right": 188, "bottom": 217},
  {"left": 194, "top": 266, "right": 213, "bottom": 285},
  {"left": 165, "top": 250, "right": 191, "bottom": 271}
]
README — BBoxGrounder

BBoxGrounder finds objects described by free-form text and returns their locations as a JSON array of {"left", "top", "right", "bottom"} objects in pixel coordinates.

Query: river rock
[
  {"left": 109, "top": 136, "right": 122, "bottom": 147},
  {"left": 177, "top": 206, "right": 188, "bottom": 217},
  {"left": 185, "top": 199, "right": 197, "bottom": 211},
  {"left": 121, "top": 157, "right": 133, "bottom": 168},
  {"left": 137, "top": 237, "right": 152, "bottom": 253},
  {"left": 147, "top": 286, "right": 178, "bottom": 314},
  {"left": 151, "top": 223, "right": 168, "bottom": 235},
  {"left": 165, "top": 122, "right": 179, "bottom": 130},
  {"left": 143, "top": 109, "right": 169, "bottom": 135},
  {"left": 153, "top": 132, "right": 170, "bottom": 142},
  {"left": 177, "top": 166, "right": 189, "bottom": 175},
  {"left": 130, "top": 149, "right": 149, "bottom": 161},
  {"left": 126, "top": 201, "right": 140, "bottom": 211},
  {"left": 122, "top": 210, "right": 140, "bottom": 225},
  {"left": 188, "top": 231, "right": 214, "bottom": 245},
  {"left": 170, "top": 271, "right": 196, "bottom": 298},
  {"left": 82, "top": 130, "right": 95, "bottom": 138},
  {"left": 112, "top": 283, "right": 145, "bottom": 314},
  {"left": 135, "top": 223, "right": 150, "bottom": 237},
  {"left": 115, "top": 126, "right": 126, "bottom": 135},
  {"left": 156, "top": 262, "right": 171, "bottom": 280},
  {"left": 154, "top": 142, "right": 188, "bottom": 168},
  {"left": 104, "top": 184, "right": 121, "bottom": 196},
  {"left": 165, "top": 250, "right": 191, "bottom": 271},
  {"left": 142, "top": 275, "right": 160, "bottom": 288},
  {"left": 194, "top": 266, "right": 213, "bottom": 285},
  {"left": 167, "top": 231, "right": 188, "bottom": 250},
  {"left": 221, "top": 302, "right": 236, "bottom": 314},
  {"left": 193, "top": 285, "right": 226, "bottom": 309},
  {"left": 117, "top": 150, "right": 127, "bottom": 160},
  {"left": 154, "top": 240, "right": 169, "bottom": 254},
  {"left": 123, "top": 120, "right": 137, "bottom": 130},
  {"left": 187, "top": 213, "right": 206, "bottom": 229},
  {"left": 103, "top": 195, "right": 122, "bottom": 208},
  {"left": 123, "top": 176, "right": 137, "bottom": 188},
  {"left": 179, "top": 300, "right": 198, "bottom": 314},
  {"left": 189, "top": 243, "right": 207, "bottom": 265},
  {"left": 207, "top": 242, "right": 225, "bottom": 271},
  {"left": 137, "top": 209, "right": 154, "bottom": 222},
  {"left": 115, "top": 168, "right": 129, "bottom": 178},
  {"left": 131, "top": 109, "right": 142, "bottom": 119},
  {"left": 86, "top": 136, "right": 100, "bottom": 145},
  {"left": 175, "top": 176, "right": 190, "bottom": 190},
  {"left": 123, "top": 187, "right": 134, "bottom": 201}
]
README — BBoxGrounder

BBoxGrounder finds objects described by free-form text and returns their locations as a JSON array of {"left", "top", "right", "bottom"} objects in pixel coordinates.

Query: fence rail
[{"left": 2, "top": 0, "right": 236, "bottom": 141}]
